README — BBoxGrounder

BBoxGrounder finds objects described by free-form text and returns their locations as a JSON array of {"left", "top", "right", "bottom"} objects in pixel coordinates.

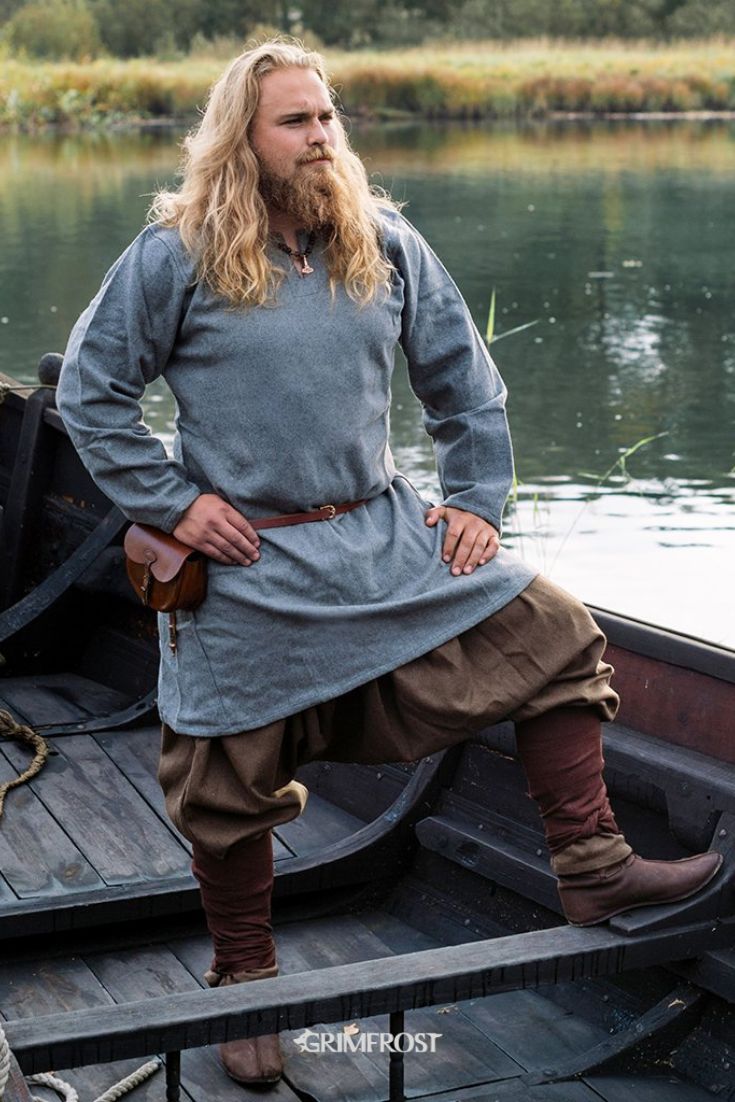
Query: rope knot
[{"left": 0, "top": 709, "right": 49, "bottom": 819}]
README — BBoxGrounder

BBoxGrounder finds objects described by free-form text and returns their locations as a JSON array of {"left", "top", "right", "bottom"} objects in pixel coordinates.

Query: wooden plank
[
  {"left": 265, "top": 911, "right": 522, "bottom": 1099},
  {"left": 583, "top": 1076, "right": 715, "bottom": 1101},
  {"left": 166, "top": 934, "right": 213, "bottom": 986},
  {"left": 673, "top": 946, "right": 735, "bottom": 1005},
  {"left": 412, "top": 1081, "right": 600, "bottom": 1101},
  {"left": 169, "top": 912, "right": 395, "bottom": 983},
  {"left": 670, "top": 1014, "right": 735, "bottom": 1100},
  {"left": 592, "top": 607, "right": 735, "bottom": 687},
  {"left": 603, "top": 723, "right": 735, "bottom": 849},
  {"left": 0, "top": 875, "right": 200, "bottom": 938},
  {"left": 9, "top": 919, "right": 735, "bottom": 1075},
  {"left": 295, "top": 760, "right": 408, "bottom": 821},
  {"left": 0, "top": 745, "right": 102, "bottom": 898},
  {"left": 0, "top": 797, "right": 417, "bottom": 932},
  {"left": 85, "top": 945, "right": 202, "bottom": 1002},
  {"left": 456, "top": 988, "right": 606, "bottom": 1071},
  {"left": 274, "top": 913, "right": 401, "bottom": 970},
  {"left": 605, "top": 644, "right": 735, "bottom": 763},
  {"left": 95, "top": 727, "right": 192, "bottom": 854},
  {"left": 271, "top": 831, "right": 298, "bottom": 862},
  {"left": 172, "top": 916, "right": 520, "bottom": 1099},
  {"left": 522, "top": 983, "right": 703, "bottom": 1085},
  {"left": 275, "top": 792, "right": 366, "bottom": 856},
  {"left": 169, "top": 912, "right": 435, "bottom": 984},
  {"left": 408, "top": 1005, "right": 522, "bottom": 1093},
  {"left": 96, "top": 727, "right": 292, "bottom": 862},
  {"left": 0, "top": 388, "right": 56, "bottom": 607},
  {"left": 0, "top": 950, "right": 191, "bottom": 1102},
  {"left": 415, "top": 814, "right": 560, "bottom": 913},
  {"left": 257, "top": 925, "right": 410, "bottom": 1102},
  {"left": 2, "top": 735, "right": 190, "bottom": 884},
  {"left": 348, "top": 911, "right": 439, "bottom": 956},
  {"left": 0, "top": 675, "right": 130, "bottom": 727},
  {"left": 284, "top": 1007, "right": 519, "bottom": 1102},
  {"left": 0, "top": 956, "right": 114, "bottom": 1021}
]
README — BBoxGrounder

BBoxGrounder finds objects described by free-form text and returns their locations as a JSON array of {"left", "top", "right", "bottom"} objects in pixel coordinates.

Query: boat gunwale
[{"left": 591, "top": 606, "right": 735, "bottom": 680}]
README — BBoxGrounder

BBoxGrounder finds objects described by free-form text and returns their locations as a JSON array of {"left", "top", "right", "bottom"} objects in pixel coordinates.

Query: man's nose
[{"left": 307, "top": 119, "right": 330, "bottom": 145}]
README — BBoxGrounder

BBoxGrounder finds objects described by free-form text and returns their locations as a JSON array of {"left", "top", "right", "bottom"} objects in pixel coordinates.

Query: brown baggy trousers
[{"left": 159, "top": 575, "right": 620, "bottom": 860}]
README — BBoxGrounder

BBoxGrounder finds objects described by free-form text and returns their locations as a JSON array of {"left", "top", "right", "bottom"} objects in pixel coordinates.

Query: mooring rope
[
  {"left": 0, "top": 1024, "right": 9, "bottom": 1100},
  {"left": 0, "top": 710, "right": 49, "bottom": 819},
  {"left": 27, "top": 1059, "right": 162, "bottom": 1102},
  {"left": 0, "top": 1021, "right": 162, "bottom": 1102},
  {"left": 0, "top": 383, "right": 56, "bottom": 406},
  {"left": 26, "top": 1071, "right": 78, "bottom": 1102}
]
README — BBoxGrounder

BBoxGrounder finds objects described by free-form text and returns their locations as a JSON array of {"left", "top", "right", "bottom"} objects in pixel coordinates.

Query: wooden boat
[{"left": 1, "top": 358, "right": 734, "bottom": 1102}]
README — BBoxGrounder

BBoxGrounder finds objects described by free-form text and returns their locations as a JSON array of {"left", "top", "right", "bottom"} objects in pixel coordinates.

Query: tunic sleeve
[
  {"left": 56, "top": 226, "right": 201, "bottom": 533},
  {"left": 389, "top": 212, "right": 514, "bottom": 534}
]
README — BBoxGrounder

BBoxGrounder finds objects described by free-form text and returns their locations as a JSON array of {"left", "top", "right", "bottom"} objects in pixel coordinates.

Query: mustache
[{"left": 297, "top": 146, "right": 336, "bottom": 165}]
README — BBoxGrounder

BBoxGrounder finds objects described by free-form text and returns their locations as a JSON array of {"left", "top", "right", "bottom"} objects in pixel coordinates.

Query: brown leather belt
[{"left": 251, "top": 500, "right": 368, "bottom": 531}]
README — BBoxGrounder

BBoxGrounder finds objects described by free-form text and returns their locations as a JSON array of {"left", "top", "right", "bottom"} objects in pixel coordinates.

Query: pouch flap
[{"left": 124, "top": 523, "right": 198, "bottom": 583}]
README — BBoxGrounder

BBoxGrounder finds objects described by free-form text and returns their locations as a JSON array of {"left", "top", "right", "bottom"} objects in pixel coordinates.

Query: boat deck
[
  {"left": 0, "top": 721, "right": 370, "bottom": 923},
  {"left": 1, "top": 894, "right": 718, "bottom": 1102},
  {"left": 1, "top": 720, "right": 731, "bottom": 1101}
]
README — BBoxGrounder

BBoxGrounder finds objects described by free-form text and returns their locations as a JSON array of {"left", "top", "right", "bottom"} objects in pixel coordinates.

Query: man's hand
[
  {"left": 425, "top": 505, "right": 500, "bottom": 576},
  {"left": 173, "top": 494, "right": 260, "bottom": 565}
]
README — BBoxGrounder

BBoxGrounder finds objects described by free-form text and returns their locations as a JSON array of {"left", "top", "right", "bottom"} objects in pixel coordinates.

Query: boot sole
[
  {"left": 224, "top": 1067, "right": 282, "bottom": 1087},
  {"left": 567, "top": 852, "right": 724, "bottom": 927}
]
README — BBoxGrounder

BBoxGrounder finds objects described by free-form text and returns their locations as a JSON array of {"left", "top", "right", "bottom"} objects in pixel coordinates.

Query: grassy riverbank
[{"left": 2, "top": 38, "right": 734, "bottom": 128}]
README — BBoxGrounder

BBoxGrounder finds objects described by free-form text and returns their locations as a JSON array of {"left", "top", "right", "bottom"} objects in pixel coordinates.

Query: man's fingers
[
  {"left": 173, "top": 495, "right": 262, "bottom": 565},
  {"left": 225, "top": 507, "right": 261, "bottom": 549},
  {"left": 449, "top": 528, "right": 484, "bottom": 575},
  {"left": 201, "top": 537, "right": 254, "bottom": 566},
  {"left": 441, "top": 521, "right": 465, "bottom": 564},
  {"left": 425, "top": 506, "right": 445, "bottom": 527},
  {"left": 478, "top": 534, "right": 500, "bottom": 566},
  {"left": 456, "top": 533, "right": 493, "bottom": 574},
  {"left": 218, "top": 519, "right": 260, "bottom": 562}
]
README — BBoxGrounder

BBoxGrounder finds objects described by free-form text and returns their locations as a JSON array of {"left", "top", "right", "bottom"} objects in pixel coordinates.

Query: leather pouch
[{"left": 123, "top": 523, "right": 207, "bottom": 612}]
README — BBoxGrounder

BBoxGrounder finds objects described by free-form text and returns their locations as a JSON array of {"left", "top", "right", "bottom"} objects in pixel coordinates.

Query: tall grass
[{"left": 2, "top": 38, "right": 735, "bottom": 128}]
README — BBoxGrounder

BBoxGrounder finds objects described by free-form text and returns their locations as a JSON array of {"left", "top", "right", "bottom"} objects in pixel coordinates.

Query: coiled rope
[
  {"left": 0, "top": 1022, "right": 161, "bottom": 1102},
  {"left": 0, "top": 710, "right": 49, "bottom": 819}
]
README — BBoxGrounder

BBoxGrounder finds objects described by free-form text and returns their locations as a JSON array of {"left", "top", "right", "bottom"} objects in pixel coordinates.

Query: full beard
[{"left": 258, "top": 152, "right": 361, "bottom": 237}]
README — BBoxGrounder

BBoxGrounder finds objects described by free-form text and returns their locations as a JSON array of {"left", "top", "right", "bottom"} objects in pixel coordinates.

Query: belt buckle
[{"left": 319, "top": 503, "right": 337, "bottom": 520}]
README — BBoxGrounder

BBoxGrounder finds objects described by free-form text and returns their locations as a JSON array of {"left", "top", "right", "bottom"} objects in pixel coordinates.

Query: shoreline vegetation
[{"left": 2, "top": 39, "right": 735, "bottom": 130}]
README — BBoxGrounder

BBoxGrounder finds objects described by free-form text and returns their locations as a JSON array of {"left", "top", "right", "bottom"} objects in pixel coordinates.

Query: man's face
[{"left": 250, "top": 67, "right": 341, "bottom": 193}]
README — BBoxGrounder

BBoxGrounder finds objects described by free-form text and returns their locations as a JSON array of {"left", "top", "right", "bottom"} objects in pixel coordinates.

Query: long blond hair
[{"left": 149, "top": 39, "right": 397, "bottom": 307}]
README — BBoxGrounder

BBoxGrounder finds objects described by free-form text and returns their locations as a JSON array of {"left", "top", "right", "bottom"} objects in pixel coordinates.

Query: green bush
[
  {"left": 90, "top": 0, "right": 201, "bottom": 58},
  {"left": 3, "top": 0, "right": 100, "bottom": 60},
  {"left": 667, "top": 1, "right": 735, "bottom": 37}
]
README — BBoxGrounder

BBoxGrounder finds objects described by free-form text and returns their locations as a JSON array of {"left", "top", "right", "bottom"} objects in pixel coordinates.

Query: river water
[{"left": 1, "top": 120, "right": 733, "bottom": 646}]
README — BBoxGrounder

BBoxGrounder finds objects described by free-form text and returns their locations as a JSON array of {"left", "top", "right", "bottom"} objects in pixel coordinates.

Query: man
[{"left": 57, "top": 39, "right": 721, "bottom": 1089}]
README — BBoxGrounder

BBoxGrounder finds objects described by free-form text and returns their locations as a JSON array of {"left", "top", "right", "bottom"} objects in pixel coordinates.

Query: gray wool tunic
[{"left": 57, "top": 210, "right": 537, "bottom": 735}]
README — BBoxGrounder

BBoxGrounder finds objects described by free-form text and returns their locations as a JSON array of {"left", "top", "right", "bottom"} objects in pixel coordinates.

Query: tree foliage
[
  {"left": 4, "top": 0, "right": 99, "bottom": 59},
  {"left": 1, "top": 0, "right": 734, "bottom": 58}
]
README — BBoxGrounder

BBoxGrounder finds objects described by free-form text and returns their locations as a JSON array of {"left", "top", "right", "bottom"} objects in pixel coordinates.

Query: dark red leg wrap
[
  {"left": 192, "top": 829, "right": 276, "bottom": 974},
  {"left": 515, "top": 706, "right": 620, "bottom": 856}
]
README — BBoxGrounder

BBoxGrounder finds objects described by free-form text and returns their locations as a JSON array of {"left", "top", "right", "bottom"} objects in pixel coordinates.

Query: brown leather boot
[
  {"left": 205, "top": 964, "right": 283, "bottom": 1086},
  {"left": 558, "top": 850, "right": 723, "bottom": 926}
]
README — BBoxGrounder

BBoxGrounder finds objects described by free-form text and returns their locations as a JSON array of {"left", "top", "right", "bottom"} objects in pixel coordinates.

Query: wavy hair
[{"left": 149, "top": 39, "right": 398, "bottom": 307}]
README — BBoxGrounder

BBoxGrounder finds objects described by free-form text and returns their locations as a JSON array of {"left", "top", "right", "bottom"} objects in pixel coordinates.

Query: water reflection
[{"left": 2, "top": 120, "right": 733, "bottom": 644}]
